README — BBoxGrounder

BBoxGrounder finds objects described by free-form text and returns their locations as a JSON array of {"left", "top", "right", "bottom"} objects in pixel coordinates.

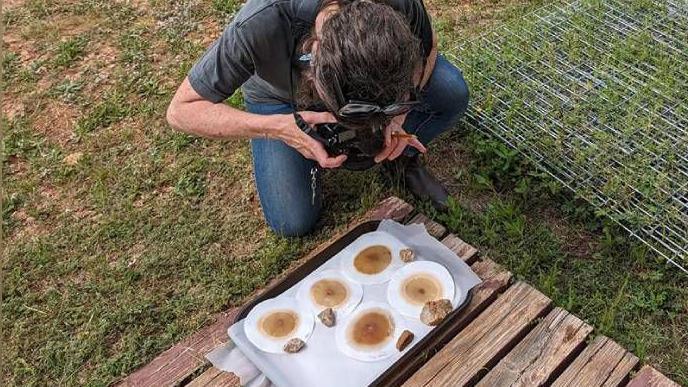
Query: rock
[
  {"left": 399, "top": 248, "right": 415, "bottom": 263},
  {"left": 283, "top": 338, "right": 306, "bottom": 353},
  {"left": 318, "top": 307, "right": 336, "bottom": 327},
  {"left": 420, "top": 299, "right": 453, "bottom": 326},
  {"left": 396, "top": 330, "right": 414, "bottom": 351}
]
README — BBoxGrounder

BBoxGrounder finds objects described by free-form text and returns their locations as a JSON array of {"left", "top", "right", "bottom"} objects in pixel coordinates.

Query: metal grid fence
[{"left": 449, "top": 0, "right": 688, "bottom": 271}]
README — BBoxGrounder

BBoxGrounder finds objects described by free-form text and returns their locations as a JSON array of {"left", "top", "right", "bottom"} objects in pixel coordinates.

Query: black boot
[{"left": 382, "top": 154, "right": 450, "bottom": 212}]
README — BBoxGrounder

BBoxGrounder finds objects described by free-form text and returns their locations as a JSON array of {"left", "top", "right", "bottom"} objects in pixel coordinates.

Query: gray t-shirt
[{"left": 188, "top": 0, "right": 433, "bottom": 104}]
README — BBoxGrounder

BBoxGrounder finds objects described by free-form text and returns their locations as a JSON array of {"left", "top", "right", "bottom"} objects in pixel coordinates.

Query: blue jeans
[{"left": 246, "top": 55, "right": 469, "bottom": 236}]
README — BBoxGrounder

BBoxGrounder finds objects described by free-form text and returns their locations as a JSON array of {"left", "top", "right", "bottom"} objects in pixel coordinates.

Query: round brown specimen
[
  {"left": 259, "top": 310, "right": 299, "bottom": 338},
  {"left": 420, "top": 299, "right": 453, "bottom": 326},
  {"left": 399, "top": 248, "right": 415, "bottom": 263},
  {"left": 283, "top": 338, "right": 306, "bottom": 353},
  {"left": 318, "top": 307, "right": 336, "bottom": 327},
  {"left": 354, "top": 245, "right": 392, "bottom": 274},
  {"left": 396, "top": 330, "right": 414, "bottom": 351},
  {"left": 310, "top": 279, "right": 349, "bottom": 308},
  {"left": 348, "top": 310, "right": 394, "bottom": 348},
  {"left": 401, "top": 274, "right": 443, "bottom": 305}
]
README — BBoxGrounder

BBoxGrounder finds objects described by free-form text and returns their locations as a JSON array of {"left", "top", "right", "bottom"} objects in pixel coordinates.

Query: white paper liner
[
  {"left": 387, "top": 261, "right": 456, "bottom": 318},
  {"left": 340, "top": 231, "right": 407, "bottom": 285},
  {"left": 244, "top": 297, "right": 314, "bottom": 354},
  {"left": 334, "top": 301, "right": 405, "bottom": 362},
  {"left": 209, "top": 220, "right": 482, "bottom": 387},
  {"left": 295, "top": 269, "right": 363, "bottom": 317}
]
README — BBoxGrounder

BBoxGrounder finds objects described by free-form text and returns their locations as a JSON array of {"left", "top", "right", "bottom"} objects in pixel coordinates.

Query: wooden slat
[
  {"left": 408, "top": 213, "right": 447, "bottom": 239},
  {"left": 366, "top": 196, "right": 415, "bottom": 222},
  {"left": 187, "top": 367, "right": 240, "bottom": 387},
  {"left": 205, "top": 371, "right": 241, "bottom": 387},
  {"left": 187, "top": 367, "right": 223, "bottom": 386},
  {"left": 478, "top": 307, "right": 593, "bottom": 386},
  {"left": 441, "top": 234, "right": 478, "bottom": 263},
  {"left": 120, "top": 309, "right": 239, "bottom": 386},
  {"left": 608, "top": 353, "right": 643, "bottom": 387},
  {"left": 553, "top": 336, "right": 639, "bottom": 387},
  {"left": 627, "top": 365, "right": 680, "bottom": 387},
  {"left": 453, "top": 259, "right": 513, "bottom": 329},
  {"left": 404, "top": 282, "right": 552, "bottom": 386}
]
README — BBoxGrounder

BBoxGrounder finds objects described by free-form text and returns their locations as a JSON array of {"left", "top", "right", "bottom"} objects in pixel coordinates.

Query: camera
[{"left": 295, "top": 114, "right": 385, "bottom": 171}]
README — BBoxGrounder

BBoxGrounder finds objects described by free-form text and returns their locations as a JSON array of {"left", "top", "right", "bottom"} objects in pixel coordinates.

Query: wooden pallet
[{"left": 120, "top": 197, "right": 678, "bottom": 387}]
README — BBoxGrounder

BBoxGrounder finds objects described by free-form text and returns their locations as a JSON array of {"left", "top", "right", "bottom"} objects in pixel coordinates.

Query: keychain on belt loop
[{"left": 310, "top": 166, "right": 318, "bottom": 206}]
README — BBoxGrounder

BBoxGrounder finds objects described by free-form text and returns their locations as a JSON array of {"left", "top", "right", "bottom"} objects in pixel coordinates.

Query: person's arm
[
  {"left": 166, "top": 77, "right": 347, "bottom": 168},
  {"left": 419, "top": 31, "right": 438, "bottom": 88}
]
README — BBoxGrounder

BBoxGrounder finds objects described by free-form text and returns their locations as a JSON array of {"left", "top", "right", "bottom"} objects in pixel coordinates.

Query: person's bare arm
[
  {"left": 166, "top": 77, "right": 346, "bottom": 168},
  {"left": 419, "top": 31, "right": 438, "bottom": 88}
]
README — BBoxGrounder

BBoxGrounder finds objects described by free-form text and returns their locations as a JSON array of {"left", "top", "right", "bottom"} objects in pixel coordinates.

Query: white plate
[
  {"left": 296, "top": 269, "right": 363, "bottom": 318},
  {"left": 244, "top": 297, "right": 315, "bottom": 354},
  {"left": 387, "top": 261, "right": 457, "bottom": 318},
  {"left": 340, "top": 231, "right": 406, "bottom": 285},
  {"left": 335, "top": 301, "right": 405, "bottom": 362}
]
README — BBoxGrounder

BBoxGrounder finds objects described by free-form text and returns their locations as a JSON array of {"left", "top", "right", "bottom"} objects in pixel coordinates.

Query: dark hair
[{"left": 298, "top": 0, "right": 422, "bottom": 133}]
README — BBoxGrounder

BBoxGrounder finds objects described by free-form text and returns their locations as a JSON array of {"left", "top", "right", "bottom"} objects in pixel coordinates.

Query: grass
[
  {"left": 450, "top": 0, "right": 688, "bottom": 264},
  {"left": 429, "top": 131, "right": 687, "bottom": 382},
  {"left": 1, "top": 0, "right": 686, "bottom": 385}
]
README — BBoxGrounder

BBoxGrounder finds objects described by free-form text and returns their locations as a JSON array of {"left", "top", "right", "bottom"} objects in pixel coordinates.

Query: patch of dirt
[
  {"left": 3, "top": 0, "right": 27, "bottom": 11},
  {"left": 32, "top": 99, "right": 78, "bottom": 146},
  {"left": 5, "top": 155, "right": 29, "bottom": 176},
  {"left": 39, "top": 185, "right": 61, "bottom": 201},
  {"left": 10, "top": 208, "right": 47, "bottom": 242},
  {"left": 2, "top": 95, "right": 26, "bottom": 120},
  {"left": 537, "top": 205, "right": 598, "bottom": 259},
  {"left": 3, "top": 31, "right": 45, "bottom": 66},
  {"left": 426, "top": 0, "right": 532, "bottom": 33},
  {"left": 63, "top": 152, "right": 84, "bottom": 165},
  {"left": 49, "top": 13, "right": 103, "bottom": 37},
  {"left": 188, "top": 16, "right": 223, "bottom": 46}
]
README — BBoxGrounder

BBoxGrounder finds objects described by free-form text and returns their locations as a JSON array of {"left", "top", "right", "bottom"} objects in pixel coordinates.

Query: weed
[
  {"left": 49, "top": 80, "right": 84, "bottom": 103},
  {"left": 119, "top": 30, "right": 150, "bottom": 67},
  {"left": 2, "top": 192, "right": 23, "bottom": 231},
  {"left": 171, "top": 158, "right": 209, "bottom": 200},
  {"left": 212, "top": 0, "right": 241, "bottom": 18},
  {"left": 54, "top": 36, "right": 88, "bottom": 68},
  {"left": 2, "top": 51, "right": 21, "bottom": 83},
  {"left": 75, "top": 93, "right": 130, "bottom": 135}
]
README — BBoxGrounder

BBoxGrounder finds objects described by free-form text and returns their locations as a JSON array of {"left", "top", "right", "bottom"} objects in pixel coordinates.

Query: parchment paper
[{"left": 207, "top": 220, "right": 482, "bottom": 387}]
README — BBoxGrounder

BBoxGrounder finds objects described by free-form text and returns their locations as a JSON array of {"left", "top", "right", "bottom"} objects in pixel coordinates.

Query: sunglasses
[
  {"left": 337, "top": 99, "right": 420, "bottom": 117},
  {"left": 331, "top": 68, "right": 420, "bottom": 118}
]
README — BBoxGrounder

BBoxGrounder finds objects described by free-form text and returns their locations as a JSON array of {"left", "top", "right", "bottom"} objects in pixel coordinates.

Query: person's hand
[
  {"left": 275, "top": 111, "right": 347, "bottom": 169},
  {"left": 374, "top": 113, "right": 427, "bottom": 163}
]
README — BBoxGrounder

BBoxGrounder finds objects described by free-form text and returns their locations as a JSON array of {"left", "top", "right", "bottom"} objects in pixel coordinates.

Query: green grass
[
  {"left": 428, "top": 131, "right": 687, "bottom": 383},
  {"left": 451, "top": 0, "right": 688, "bottom": 264},
  {"left": 54, "top": 35, "right": 88, "bottom": 68},
  {"left": 2, "top": 0, "right": 686, "bottom": 385}
]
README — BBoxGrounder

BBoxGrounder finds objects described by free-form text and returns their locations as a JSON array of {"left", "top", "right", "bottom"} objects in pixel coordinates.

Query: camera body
[
  {"left": 295, "top": 114, "right": 385, "bottom": 171},
  {"left": 311, "top": 123, "right": 385, "bottom": 171}
]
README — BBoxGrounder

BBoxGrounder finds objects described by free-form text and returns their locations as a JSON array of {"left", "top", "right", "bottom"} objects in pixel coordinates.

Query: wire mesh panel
[{"left": 450, "top": 0, "right": 688, "bottom": 270}]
